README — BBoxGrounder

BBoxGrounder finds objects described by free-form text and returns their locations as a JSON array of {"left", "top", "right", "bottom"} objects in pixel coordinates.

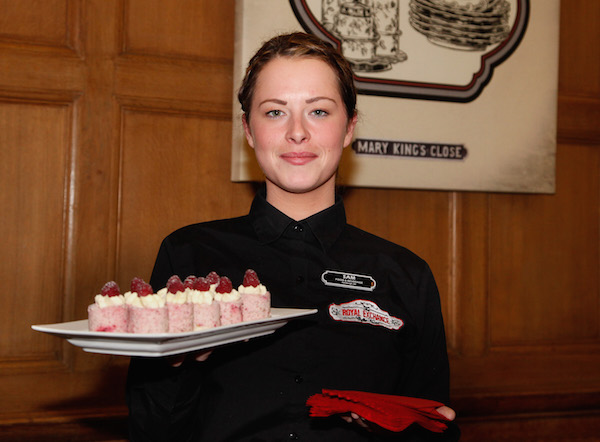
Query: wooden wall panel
[
  {"left": 489, "top": 143, "right": 600, "bottom": 345},
  {"left": 557, "top": 0, "right": 600, "bottom": 146},
  {"left": 123, "top": 0, "right": 234, "bottom": 60},
  {"left": 558, "top": 0, "right": 600, "bottom": 96},
  {"left": 117, "top": 110, "right": 245, "bottom": 284},
  {"left": 0, "top": 101, "right": 72, "bottom": 359},
  {"left": 0, "top": 0, "right": 72, "bottom": 47},
  {"left": 452, "top": 192, "right": 490, "bottom": 357},
  {"left": 114, "top": 58, "right": 233, "bottom": 114}
]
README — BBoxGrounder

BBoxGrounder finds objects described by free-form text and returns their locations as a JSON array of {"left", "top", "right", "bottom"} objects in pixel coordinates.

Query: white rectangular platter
[{"left": 32, "top": 307, "right": 317, "bottom": 357}]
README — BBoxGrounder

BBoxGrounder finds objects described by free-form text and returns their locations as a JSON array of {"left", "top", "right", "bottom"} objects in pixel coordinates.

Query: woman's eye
[
  {"left": 266, "top": 110, "right": 283, "bottom": 117},
  {"left": 312, "top": 109, "right": 328, "bottom": 117}
]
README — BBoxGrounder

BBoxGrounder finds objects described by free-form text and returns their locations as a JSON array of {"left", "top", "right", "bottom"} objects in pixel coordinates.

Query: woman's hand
[
  {"left": 341, "top": 405, "right": 456, "bottom": 433},
  {"left": 340, "top": 412, "right": 371, "bottom": 430},
  {"left": 168, "top": 349, "right": 213, "bottom": 367}
]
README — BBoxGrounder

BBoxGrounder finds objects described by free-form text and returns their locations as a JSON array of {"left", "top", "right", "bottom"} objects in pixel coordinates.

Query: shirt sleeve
[
  {"left": 391, "top": 262, "right": 450, "bottom": 404},
  {"left": 386, "top": 263, "right": 460, "bottom": 442}
]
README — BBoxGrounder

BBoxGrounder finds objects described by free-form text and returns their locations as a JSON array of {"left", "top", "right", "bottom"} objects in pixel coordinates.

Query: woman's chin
[{"left": 267, "top": 176, "right": 332, "bottom": 195}]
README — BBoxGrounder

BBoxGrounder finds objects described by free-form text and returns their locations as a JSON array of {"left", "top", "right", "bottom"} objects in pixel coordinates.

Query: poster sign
[{"left": 231, "top": 0, "right": 559, "bottom": 193}]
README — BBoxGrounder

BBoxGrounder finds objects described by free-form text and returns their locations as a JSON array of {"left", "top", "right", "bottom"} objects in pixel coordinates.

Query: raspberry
[
  {"left": 137, "top": 282, "right": 154, "bottom": 297},
  {"left": 184, "top": 275, "right": 197, "bottom": 289},
  {"left": 206, "top": 271, "right": 220, "bottom": 286},
  {"left": 242, "top": 269, "right": 260, "bottom": 287},
  {"left": 194, "top": 277, "right": 211, "bottom": 291},
  {"left": 130, "top": 277, "right": 146, "bottom": 294},
  {"left": 167, "top": 275, "right": 185, "bottom": 294},
  {"left": 101, "top": 281, "right": 121, "bottom": 297},
  {"left": 215, "top": 276, "right": 233, "bottom": 294}
]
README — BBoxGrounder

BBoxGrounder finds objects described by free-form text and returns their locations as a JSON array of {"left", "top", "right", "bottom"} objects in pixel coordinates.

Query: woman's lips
[{"left": 280, "top": 151, "right": 317, "bottom": 165}]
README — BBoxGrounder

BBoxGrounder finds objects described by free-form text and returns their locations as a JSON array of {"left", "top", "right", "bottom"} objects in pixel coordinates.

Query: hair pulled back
[{"left": 237, "top": 32, "right": 357, "bottom": 123}]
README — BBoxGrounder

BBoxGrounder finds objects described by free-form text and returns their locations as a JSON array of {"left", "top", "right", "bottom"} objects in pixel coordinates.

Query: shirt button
[
  {"left": 294, "top": 375, "right": 303, "bottom": 384},
  {"left": 293, "top": 224, "right": 304, "bottom": 232},
  {"left": 296, "top": 275, "right": 304, "bottom": 284},
  {"left": 288, "top": 432, "right": 299, "bottom": 440}
]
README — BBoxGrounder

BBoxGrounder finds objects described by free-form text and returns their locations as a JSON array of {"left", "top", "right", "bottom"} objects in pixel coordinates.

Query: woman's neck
[{"left": 265, "top": 180, "right": 336, "bottom": 221}]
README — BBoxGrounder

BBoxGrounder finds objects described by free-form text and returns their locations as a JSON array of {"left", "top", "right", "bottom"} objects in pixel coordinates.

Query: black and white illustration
[{"left": 291, "top": 0, "right": 528, "bottom": 101}]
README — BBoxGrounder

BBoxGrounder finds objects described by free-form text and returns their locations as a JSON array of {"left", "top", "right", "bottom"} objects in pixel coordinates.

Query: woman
[{"left": 127, "top": 32, "right": 458, "bottom": 441}]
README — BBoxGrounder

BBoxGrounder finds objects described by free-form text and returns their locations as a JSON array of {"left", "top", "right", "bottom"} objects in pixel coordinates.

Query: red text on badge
[{"left": 328, "top": 300, "right": 403, "bottom": 330}]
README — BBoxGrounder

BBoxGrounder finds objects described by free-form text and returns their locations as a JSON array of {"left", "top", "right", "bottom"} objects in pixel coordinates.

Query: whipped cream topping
[
  {"left": 159, "top": 287, "right": 188, "bottom": 305},
  {"left": 124, "top": 291, "right": 166, "bottom": 308},
  {"left": 94, "top": 293, "right": 125, "bottom": 308},
  {"left": 214, "top": 289, "right": 240, "bottom": 303},
  {"left": 124, "top": 291, "right": 139, "bottom": 306},
  {"left": 238, "top": 284, "right": 268, "bottom": 295},
  {"left": 188, "top": 289, "right": 215, "bottom": 305}
]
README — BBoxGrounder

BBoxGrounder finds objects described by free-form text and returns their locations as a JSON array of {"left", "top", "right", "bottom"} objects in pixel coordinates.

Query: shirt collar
[{"left": 249, "top": 185, "right": 347, "bottom": 251}]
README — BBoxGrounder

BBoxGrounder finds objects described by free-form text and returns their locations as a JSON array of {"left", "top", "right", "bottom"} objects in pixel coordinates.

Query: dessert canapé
[
  {"left": 87, "top": 281, "right": 128, "bottom": 332},
  {"left": 190, "top": 275, "right": 221, "bottom": 330},
  {"left": 214, "top": 276, "right": 242, "bottom": 326},
  {"left": 125, "top": 278, "right": 168, "bottom": 334},
  {"left": 163, "top": 275, "right": 193, "bottom": 333},
  {"left": 239, "top": 269, "right": 271, "bottom": 321}
]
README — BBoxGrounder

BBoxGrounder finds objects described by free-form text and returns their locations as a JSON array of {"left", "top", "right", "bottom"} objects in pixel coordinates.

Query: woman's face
[{"left": 243, "top": 57, "right": 356, "bottom": 196}]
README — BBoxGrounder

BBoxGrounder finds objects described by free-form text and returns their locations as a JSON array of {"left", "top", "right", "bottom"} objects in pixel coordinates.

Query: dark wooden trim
[
  {"left": 457, "top": 410, "right": 600, "bottom": 441},
  {"left": 0, "top": 415, "right": 128, "bottom": 442}
]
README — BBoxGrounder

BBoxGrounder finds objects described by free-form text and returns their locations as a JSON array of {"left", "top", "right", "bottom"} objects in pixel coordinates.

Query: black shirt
[{"left": 126, "top": 188, "right": 459, "bottom": 441}]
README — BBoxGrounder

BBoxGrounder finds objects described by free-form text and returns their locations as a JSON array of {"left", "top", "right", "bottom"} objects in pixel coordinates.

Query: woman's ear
[
  {"left": 343, "top": 112, "right": 358, "bottom": 148},
  {"left": 242, "top": 114, "right": 255, "bottom": 148}
]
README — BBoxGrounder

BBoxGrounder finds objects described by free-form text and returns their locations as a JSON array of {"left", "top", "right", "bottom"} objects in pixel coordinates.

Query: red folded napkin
[{"left": 306, "top": 389, "right": 450, "bottom": 433}]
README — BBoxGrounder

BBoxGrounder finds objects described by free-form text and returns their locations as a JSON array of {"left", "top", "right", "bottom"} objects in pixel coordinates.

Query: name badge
[{"left": 321, "top": 270, "right": 376, "bottom": 292}]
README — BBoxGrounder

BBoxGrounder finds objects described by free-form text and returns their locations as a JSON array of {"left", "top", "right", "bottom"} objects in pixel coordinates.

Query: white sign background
[{"left": 231, "top": 0, "right": 559, "bottom": 193}]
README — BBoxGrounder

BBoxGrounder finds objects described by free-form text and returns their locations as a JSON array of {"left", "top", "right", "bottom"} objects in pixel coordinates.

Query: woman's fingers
[
  {"left": 168, "top": 349, "right": 213, "bottom": 367},
  {"left": 436, "top": 405, "right": 456, "bottom": 421},
  {"left": 194, "top": 349, "right": 213, "bottom": 361}
]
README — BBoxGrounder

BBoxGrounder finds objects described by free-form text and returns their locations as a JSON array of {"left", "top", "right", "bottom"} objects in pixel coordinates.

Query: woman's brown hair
[{"left": 237, "top": 32, "right": 357, "bottom": 123}]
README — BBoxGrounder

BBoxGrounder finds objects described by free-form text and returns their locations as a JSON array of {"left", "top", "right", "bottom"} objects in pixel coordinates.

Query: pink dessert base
[
  {"left": 241, "top": 292, "right": 271, "bottom": 322},
  {"left": 219, "top": 299, "right": 242, "bottom": 326},
  {"left": 87, "top": 303, "right": 128, "bottom": 333},
  {"left": 128, "top": 306, "right": 168, "bottom": 333},
  {"left": 167, "top": 302, "right": 193, "bottom": 333},
  {"left": 193, "top": 302, "right": 220, "bottom": 330}
]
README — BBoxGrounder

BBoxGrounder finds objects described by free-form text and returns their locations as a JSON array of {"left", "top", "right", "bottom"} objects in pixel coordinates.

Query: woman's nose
[{"left": 286, "top": 115, "right": 309, "bottom": 144}]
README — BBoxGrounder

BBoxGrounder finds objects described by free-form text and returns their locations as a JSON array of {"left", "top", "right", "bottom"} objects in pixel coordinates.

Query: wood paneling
[
  {"left": 558, "top": 0, "right": 600, "bottom": 95},
  {"left": 0, "top": 0, "right": 74, "bottom": 47},
  {"left": 0, "top": 100, "right": 73, "bottom": 360},
  {"left": 489, "top": 143, "right": 599, "bottom": 345},
  {"left": 123, "top": 0, "right": 234, "bottom": 60},
  {"left": 117, "top": 110, "right": 245, "bottom": 284},
  {"left": 0, "top": 0, "right": 599, "bottom": 440}
]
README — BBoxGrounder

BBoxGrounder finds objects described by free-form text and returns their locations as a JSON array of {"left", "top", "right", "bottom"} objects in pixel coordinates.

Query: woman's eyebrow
[
  {"left": 306, "top": 96, "right": 336, "bottom": 104},
  {"left": 258, "top": 98, "right": 287, "bottom": 106}
]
